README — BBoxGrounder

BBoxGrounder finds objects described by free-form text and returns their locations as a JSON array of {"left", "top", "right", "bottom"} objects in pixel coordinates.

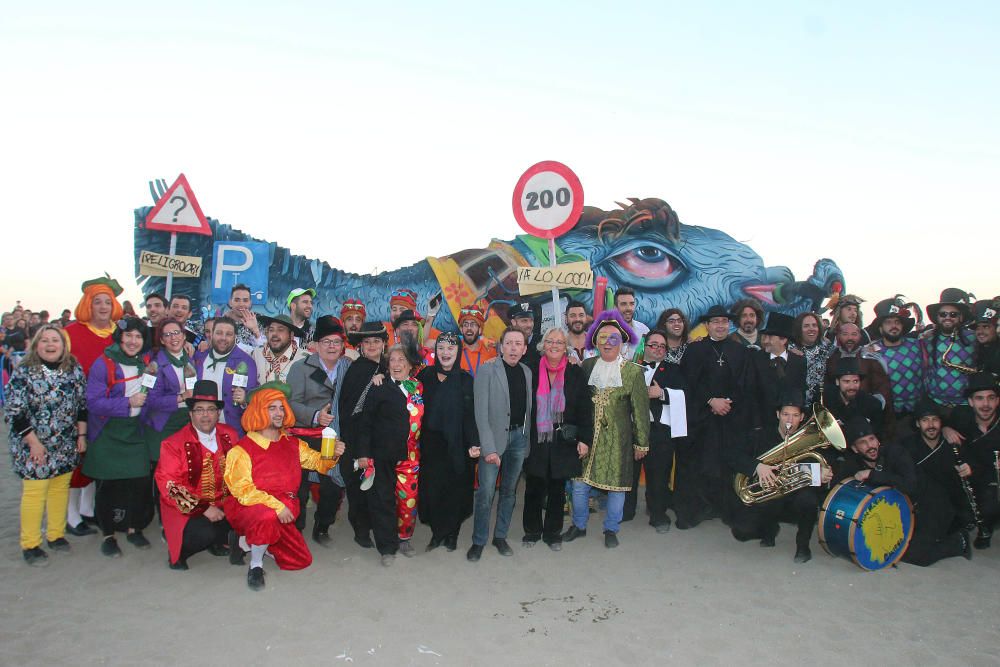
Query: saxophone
[
  {"left": 734, "top": 404, "right": 847, "bottom": 505},
  {"left": 941, "top": 335, "right": 977, "bottom": 374}
]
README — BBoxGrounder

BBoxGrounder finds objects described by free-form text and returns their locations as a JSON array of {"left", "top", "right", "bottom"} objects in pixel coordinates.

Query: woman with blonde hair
[{"left": 5, "top": 325, "right": 88, "bottom": 566}]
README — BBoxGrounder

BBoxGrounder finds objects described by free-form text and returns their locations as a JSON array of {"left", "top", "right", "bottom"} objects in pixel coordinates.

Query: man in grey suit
[
  {"left": 468, "top": 327, "right": 533, "bottom": 561},
  {"left": 286, "top": 316, "right": 352, "bottom": 545}
]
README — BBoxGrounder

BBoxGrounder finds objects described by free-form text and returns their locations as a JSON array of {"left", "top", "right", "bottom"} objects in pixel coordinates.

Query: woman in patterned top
[{"left": 5, "top": 325, "right": 88, "bottom": 566}]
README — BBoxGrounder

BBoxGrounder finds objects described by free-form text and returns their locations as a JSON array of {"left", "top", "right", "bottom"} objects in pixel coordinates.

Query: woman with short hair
[{"left": 5, "top": 325, "right": 88, "bottom": 566}]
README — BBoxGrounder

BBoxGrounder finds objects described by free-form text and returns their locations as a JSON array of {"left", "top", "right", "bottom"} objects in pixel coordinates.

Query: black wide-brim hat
[
  {"left": 760, "top": 312, "right": 796, "bottom": 340},
  {"left": 258, "top": 313, "right": 305, "bottom": 340},
  {"left": 927, "top": 288, "right": 972, "bottom": 322},
  {"left": 973, "top": 300, "right": 998, "bottom": 324},
  {"left": 698, "top": 304, "right": 732, "bottom": 324},
  {"left": 392, "top": 309, "right": 423, "bottom": 330},
  {"left": 348, "top": 321, "right": 389, "bottom": 347},
  {"left": 872, "top": 298, "right": 915, "bottom": 335},
  {"left": 185, "top": 380, "right": 224, "bottom": 408},
  {"left": 966, "top": 372, "right": 999, "bottom": 398},
  {"left": 834, "top": 355, "right": 865, "bottom": 379}
]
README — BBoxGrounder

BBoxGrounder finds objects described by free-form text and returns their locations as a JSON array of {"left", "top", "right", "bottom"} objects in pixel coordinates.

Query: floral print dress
[{"left": 5, "top": 363, "right": 88, "bottom": 480}]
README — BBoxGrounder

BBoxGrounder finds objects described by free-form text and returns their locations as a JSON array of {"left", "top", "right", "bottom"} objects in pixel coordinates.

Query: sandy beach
[{"left": 2, "top": 420, "right": 998, "bottom": 667}]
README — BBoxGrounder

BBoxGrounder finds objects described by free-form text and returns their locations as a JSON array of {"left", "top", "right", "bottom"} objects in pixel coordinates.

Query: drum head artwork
[{"left": 819, "top": 480, "right": 914, "bottom": 571}]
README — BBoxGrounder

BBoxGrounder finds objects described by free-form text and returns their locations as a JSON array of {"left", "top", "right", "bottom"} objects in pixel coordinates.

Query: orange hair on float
[
  {"left": 241, "top": 389, "right": 296, "bottom": 433},
  {"left": 74, "top": 285, "right": 124, "bottom": 324}
]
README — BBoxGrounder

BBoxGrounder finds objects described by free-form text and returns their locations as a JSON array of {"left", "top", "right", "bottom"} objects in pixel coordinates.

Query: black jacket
[
  {"left": 338, "top": 357, "right": 385, "bottom": 463},
  {"left": 749, "top": 349, "right": 806, "bottom": 430},
  {"left": 356, "top": 381, "right": 411, "bottom": 462},
  {"left": 825, "top": 385, "right": 886, "bottom": 439},
  {"left": 524, "top": 361, "right": 589, "bottom": 480},
  {"left": 836, "top": 442, "right": 917, "bottom": 497}
]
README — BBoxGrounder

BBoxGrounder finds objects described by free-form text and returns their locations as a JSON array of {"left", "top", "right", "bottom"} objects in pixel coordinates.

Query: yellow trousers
[{"left": 21, "top": 472, "right": 72, "bottom": 549}]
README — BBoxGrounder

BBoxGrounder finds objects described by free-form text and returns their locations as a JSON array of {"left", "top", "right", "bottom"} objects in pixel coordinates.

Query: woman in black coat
[
  {"left": 417, "top": 332, "right": 480, "bottom": 552},
  {"left": 522, "top": 327, "right": 589, "bottom": 550}
]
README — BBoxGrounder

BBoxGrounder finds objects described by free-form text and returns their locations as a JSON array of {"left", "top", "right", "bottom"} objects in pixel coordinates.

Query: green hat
[
  {"left": 286, "top": 288, "right": 316, "bottom": 309},
  {"left": 248, "top": 381, "right": 292, "bottom": 401},
  {"left": 81, "top": 274, "right": 124, "bottom": 297}
]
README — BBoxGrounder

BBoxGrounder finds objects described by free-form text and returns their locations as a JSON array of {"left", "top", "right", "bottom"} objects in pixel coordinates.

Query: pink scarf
[{"left": 536, "top": 354, "right": 567, "bottom": 442}]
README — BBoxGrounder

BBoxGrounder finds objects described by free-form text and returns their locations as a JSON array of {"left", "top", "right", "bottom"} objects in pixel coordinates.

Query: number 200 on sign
[{"left": 525, "top": 188, "right": 571, "bottom": 211}]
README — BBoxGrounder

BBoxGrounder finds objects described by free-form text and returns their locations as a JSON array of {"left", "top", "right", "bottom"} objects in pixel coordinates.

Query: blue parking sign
[{"left": 211, "top": 241, "right": 270, "bottom": 305}]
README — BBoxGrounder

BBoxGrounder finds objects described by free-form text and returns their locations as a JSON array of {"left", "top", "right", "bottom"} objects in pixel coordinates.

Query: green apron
[
  {"left": 83, "top": 417, "right": 149, "bottom": 480},
  {"left": 146, "top": 408, "right": 190, "bottom": 463}
]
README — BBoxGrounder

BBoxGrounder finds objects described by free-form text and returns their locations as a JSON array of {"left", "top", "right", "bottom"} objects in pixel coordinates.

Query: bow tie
[{"left": 393, "top": 380, "right": 402, "bottom": 386}]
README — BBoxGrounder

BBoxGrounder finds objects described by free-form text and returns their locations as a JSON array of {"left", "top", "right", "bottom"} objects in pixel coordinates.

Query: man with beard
[
  {"left": 728, "top": 298, "right": 764, "bottom": 350},
  {"left": 727, "top": 390, "right": 833, "bottom": 563},
  {"left": 866, "top": 298, "right": 924, "bottom": 436},
  {"left": 285, "top": 316, "right": 351, "bottom": 544},
  {"left": 922, "top": 288, "right": 977, "bottom": 412},
  {"left": 393, "top": 309, "right": 432, "bottom": 366},
  {"left": 252, "top": 314, "right": 308, "bottom": 385},
  {"left": 383, "top": 288, "right": 419, "bottom": 346},
  {"left": 622, "top": 329, "right": 688, "bottom": 530},
  {"left": 792, "top": 312, "right": 833, "bottom": 405},
  {"left": 287, "top": 288, "right": 316, "bottom": 344},
  {"left": 457, "top": 305, "right": 495, "bottom": 377},
  {"left": 565, "top": 300, "right": 594, "bottom": 365},
  {"left": 972, "top": 300, "right": 1000, "bottom": 377},
  {"left": 749, "top": 313, "right": 806, "bottom": 432},
  {"left": 947, "top": 373, "right": 1000, "bottom": 548},
  {"left": 677, "top": 304, "right": 756, "bottom": 528},
  {"left": 825, "top": 357, "right": 886, "bottom": 439},
  {"left": 508, "top": 302, "right": 540, "bottom": 368},
  {"left": 338, "top": 322, "right": 389, "bottom": 549},
  {"left": 224, "top": 383, "right": 342, "bottom": 590},
  {"left": 193, "top": 317, "right": 258, "bottom": 438},
  {"left": 340, "top": 298, "right": 366, "bottom": 336},
  {"left": 838, "top": 416, "right": 970, "bottom": 565},
  {"left": 825, "top": 323, "right": 891, "bottom": 407},
  {"left": 825, "top": 294, "right": 870, "bottom": 344},
  {"left": 226, "top": 284, "right": 264, "bottom": 354},
  {"left": 614, "top": 287, "right": 648, "bottom": 357},
  {"left": 899, "top": 398, "right": 973, "bottom": 537}
]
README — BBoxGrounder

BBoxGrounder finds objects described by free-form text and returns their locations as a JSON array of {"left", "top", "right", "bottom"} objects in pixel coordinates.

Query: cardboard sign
[
  {"left": 516, "top": 261, "right": 594, "bottom": 296},
  {"left": 139, "top": 250, "right": 203, "bottom": 278}
]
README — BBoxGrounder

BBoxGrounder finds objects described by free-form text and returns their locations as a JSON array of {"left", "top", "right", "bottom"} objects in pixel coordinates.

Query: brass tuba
[{"left": 734, "top": 404, "right": 847, "bottom": 505}]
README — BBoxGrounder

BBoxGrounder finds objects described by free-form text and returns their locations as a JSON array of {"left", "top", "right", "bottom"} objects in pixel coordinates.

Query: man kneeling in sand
[{"left": 224, "top": 382, "right": 345, "bottom": 590}]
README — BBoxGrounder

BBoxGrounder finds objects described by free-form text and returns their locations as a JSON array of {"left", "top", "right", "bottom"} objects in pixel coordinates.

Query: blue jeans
[
  {"left": 571, "top": 480, "right": 625, "bottom": 533},
  {"left": 472, "top": 430, "right": 528, "bottom": 546}
]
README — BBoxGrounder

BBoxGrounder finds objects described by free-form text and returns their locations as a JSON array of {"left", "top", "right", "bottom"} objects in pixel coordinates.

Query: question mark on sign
[{"left": 170, "top": 196, "right": 188, "bottom": 223}]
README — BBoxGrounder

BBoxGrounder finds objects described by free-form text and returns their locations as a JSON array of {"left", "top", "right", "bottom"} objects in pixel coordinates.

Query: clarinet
[
  {"left": 950, "top": 441, "right": 988, "bottom": 537},
  {"left": 995, "top": 451, "right": 1000, "bottom": 503}
]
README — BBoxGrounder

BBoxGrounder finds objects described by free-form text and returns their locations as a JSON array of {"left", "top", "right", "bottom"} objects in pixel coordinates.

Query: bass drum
[{"left": 818, "top": 480, "right": 914, "bottom": 571}]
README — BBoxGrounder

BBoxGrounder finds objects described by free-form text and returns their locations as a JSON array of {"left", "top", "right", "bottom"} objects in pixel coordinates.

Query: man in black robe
[{"left": 677, "top": 304, "right": 756, "bottom": 528}]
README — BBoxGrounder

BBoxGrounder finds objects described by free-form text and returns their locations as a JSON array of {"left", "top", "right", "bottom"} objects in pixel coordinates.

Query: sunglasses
[
  {"left": 341, "top": 303, "right": 365, "bottom": 311},
  {"left": 938, "top": 311, "right": 961, "bottom": 319},
  {"left": 391, "top": 289, "right": 415, "bottom": 298}
]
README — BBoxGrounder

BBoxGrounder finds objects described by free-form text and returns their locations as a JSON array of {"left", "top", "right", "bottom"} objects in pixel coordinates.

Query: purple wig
[{"left": 585, "top": 309, "right": 638, "bottom": 351}]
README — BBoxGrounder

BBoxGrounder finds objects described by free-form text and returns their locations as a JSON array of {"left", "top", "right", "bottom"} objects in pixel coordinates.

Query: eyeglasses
[
  {"left": 646, "top": 342, "right": 667, "bottom": 350},
  {"left": 938, "top": 311, "right": 961, "bottom": 319},
  {"left": 318, "top": 338, "right": 344, "bottom": 347},
  {"left": 161, "top": 330, "right": 183, "bottom": 338},
  {"left": 191, "top": 407, "right": 219, "bottom": 415},
  {"left": 543, "top": 340, "right": 567, "bottom": 347},
  {"left": 665, "top": 317, "right": 683, "bottom": 324}
]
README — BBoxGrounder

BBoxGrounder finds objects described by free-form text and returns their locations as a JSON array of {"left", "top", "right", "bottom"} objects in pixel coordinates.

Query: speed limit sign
[{"left": 511, "top": 161, "right": 584, "bottom": 239}]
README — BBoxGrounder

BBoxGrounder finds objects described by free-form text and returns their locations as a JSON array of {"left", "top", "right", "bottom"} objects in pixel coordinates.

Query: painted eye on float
[{"left": 611, "top": 245, "right": 681, "bottom": 281}]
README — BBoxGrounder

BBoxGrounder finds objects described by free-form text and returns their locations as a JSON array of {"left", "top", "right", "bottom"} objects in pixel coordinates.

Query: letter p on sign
[{"left": 211, "top": 241, "right": 270, "bottom": 305}]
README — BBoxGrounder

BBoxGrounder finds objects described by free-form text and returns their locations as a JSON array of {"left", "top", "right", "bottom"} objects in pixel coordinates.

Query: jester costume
[
  {"left": 395, "top": 379, "right": 424, "bottom": 540},
  {"left": 921, "top": 332, "right": 975, "bottom": 408},
  {"left": 868, "top": 339, "right": 924, "bottom": 414}
]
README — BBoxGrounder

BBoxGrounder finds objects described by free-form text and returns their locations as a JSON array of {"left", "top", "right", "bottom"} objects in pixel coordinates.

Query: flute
[{"left": 950, "top": 441, "right": 988, "bottom": 537}]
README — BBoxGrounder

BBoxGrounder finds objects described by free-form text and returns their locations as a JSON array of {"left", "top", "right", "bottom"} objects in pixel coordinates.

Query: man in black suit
[
  {"left": 825, "top": 357, "right": 886, "bottom": 439},
  {"left": 750, "top": 312, "right": 806, "bottom": 432}
]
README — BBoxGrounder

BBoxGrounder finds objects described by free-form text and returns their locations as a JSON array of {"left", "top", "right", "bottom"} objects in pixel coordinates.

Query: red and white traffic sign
[
  {"left": 511, "top": 161, "right": 584, "bottom": 239},
  {"left": 145, "top": 173, "right": 212, "bottom": 236}
]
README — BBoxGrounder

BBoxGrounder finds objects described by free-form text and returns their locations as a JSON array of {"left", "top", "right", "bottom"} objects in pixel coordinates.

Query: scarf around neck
[
  {"left": 105, "top": 343, "right": 144, "bottom": 372},
  {"left": 165, "top": 350, "right": 190, "bottom": 368},
  {"left": 206, "top": 349, "right": 232, "bottom": 371},
  {"left": 536, "top": 354, "right": 567, "bottom": 442}
]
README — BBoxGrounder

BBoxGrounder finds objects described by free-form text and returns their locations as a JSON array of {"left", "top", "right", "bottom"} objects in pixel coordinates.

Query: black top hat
[
  {"left": 833, "top": 356, "right": 865, "bottom": 379},
  {"left": 844, "top": 416, "right": 875, "bottom": 445},
  {"left": 912, "top": 396, "right": 942, "bottom": 421},
  {"left": 760, "top": 312, "right": 795, "bottom": 340},
  {"left": 966, "top": 372, "right": 999, "bottom": 398},
  {"left": 872, "top": 298, "right": 915, "bottom": 335},
  {"left": 258, "top": 313, "right": 305, "bottom": 340},
  {"left": 973, "top": 300, "right": 998, "bottom": 324},
  {"left": 927, "top": 288, "right": 973, "bottom": 322},
  {"left": 508, "top": 302, "right": 534, "bottom": 321},
  {"left": 185, "top": 380, "right": 224, "bottom": 408},
  {"left": 313, "top": 315, "right": 345, "bottom": 342},
  {"left": 392, "top": 309, "right": 423, "bottom": 330},
  {"left": 347, "top": 321, "right": 389, "bottom": 347},
  {"left": 698, "top": 304, "right": 732, "bottom": 324}
]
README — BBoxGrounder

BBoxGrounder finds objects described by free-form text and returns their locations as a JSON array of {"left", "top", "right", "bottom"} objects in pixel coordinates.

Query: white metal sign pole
[
  {"left": 548, "top": 237, "right": 560, "bottom": 325},
  {"left": 165, "top": 232, "right": 178, "bottom": 300}
]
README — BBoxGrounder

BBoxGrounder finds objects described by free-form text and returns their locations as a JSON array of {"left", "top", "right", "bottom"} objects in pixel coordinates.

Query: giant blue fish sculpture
[{"left": 133, "top": 195, "right": 844, "bottom": 337}]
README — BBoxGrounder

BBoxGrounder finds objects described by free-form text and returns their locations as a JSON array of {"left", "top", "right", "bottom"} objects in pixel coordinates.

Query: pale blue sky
[{"left": 1, "top": 2, "right": 997, "bottom": 318}]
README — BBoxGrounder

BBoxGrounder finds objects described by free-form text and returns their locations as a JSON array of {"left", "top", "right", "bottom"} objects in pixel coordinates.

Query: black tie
[
  {"left": 394, "top": 380, "right": 402, "bottom": 386},
  {"left": 772, "top": 357, "right": 786, "bottom": 379}
]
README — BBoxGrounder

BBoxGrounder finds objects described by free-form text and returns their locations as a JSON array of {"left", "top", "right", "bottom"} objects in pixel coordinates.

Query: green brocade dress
[
  {"left": 576, "top": 359, "right": 650, "bottom": 492},
  {"left": 82, "top": 417, "right": 149, "bottom": 480}
]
